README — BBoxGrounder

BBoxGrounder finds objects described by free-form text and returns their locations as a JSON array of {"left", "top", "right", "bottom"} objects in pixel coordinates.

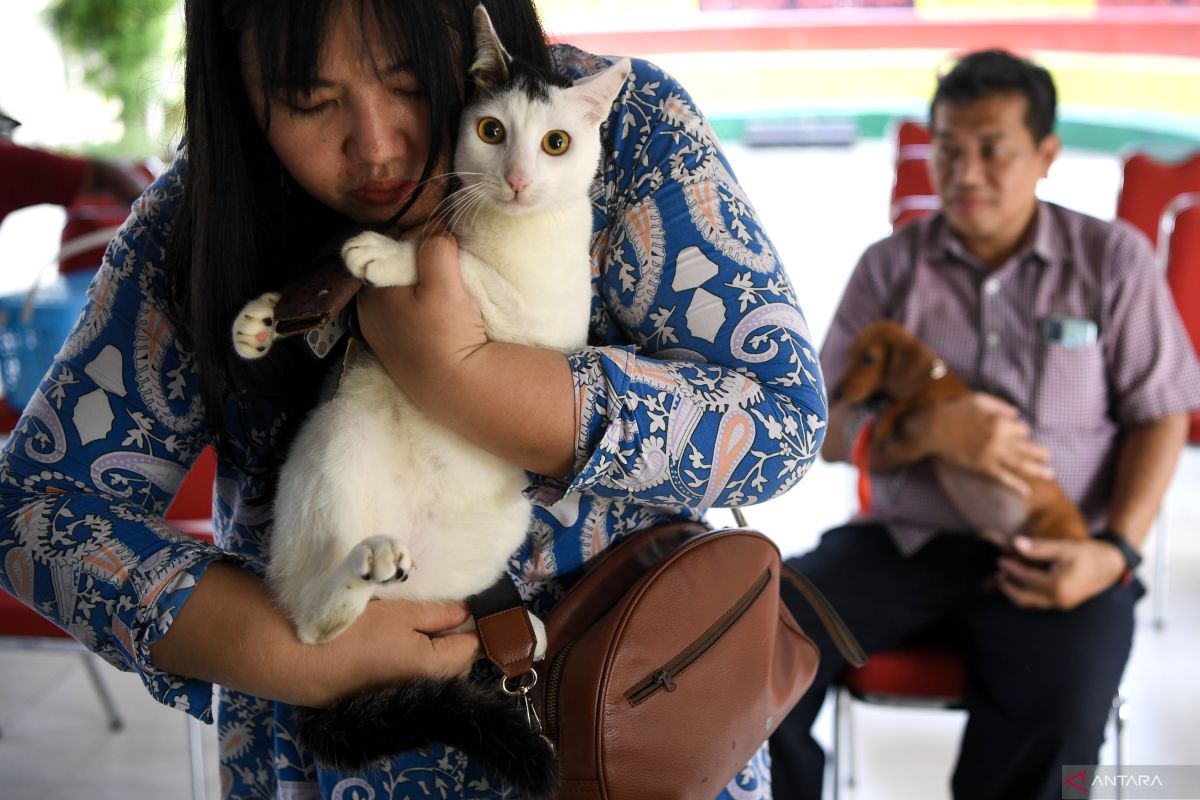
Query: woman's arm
[
  {"left": 551, "top": 57, "right": 827, "bottom": 508},
  {"left": 149, "top": 561, "right": 478, "bottom": 708},
  {"left": 355, "top": 234, "right": 576, "bottom": 479}
]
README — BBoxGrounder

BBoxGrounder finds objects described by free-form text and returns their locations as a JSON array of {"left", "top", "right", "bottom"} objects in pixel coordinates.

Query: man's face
[{"left": 929, "top": 92, "right": 1060, "bottom": 263}]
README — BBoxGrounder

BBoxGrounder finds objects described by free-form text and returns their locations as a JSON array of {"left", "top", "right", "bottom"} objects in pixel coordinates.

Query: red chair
[
  {"left": 1116, "top": 151, "right": 1200, "bottom": 249},
  {"left": 0, "top": 446, "right": 217, "bottom": 800},
  {"left": 1161, "top": 193, "right": 1200, "bottom": 445},
  {"left": 1116, "top": 154, "right": 1200, "bottom": 630},
  {"left": 889, "top": 122, "right": 940, "bottom": 229},
  {"left": 894, "top": 119, "right": 933, "bottom": 162}
]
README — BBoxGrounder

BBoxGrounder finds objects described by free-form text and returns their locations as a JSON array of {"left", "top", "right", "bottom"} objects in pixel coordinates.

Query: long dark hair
[{"left": 166, "top": 0, "right": 550, "bottom": 469}]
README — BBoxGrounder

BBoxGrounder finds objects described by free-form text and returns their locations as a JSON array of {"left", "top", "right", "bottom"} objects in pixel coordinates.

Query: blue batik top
[{"left": 0, "top": 47, "right": 826, "bottom": 799}]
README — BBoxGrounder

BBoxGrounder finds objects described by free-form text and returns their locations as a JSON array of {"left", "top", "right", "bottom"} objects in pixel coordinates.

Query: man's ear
[{"left": 1037, "top": 132, "right": 1061, "bottom": 179}]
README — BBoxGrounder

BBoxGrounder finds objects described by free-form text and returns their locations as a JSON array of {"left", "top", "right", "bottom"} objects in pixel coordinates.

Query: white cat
[{"left": 230, "top": 6, "right": 629, "bottom": 793}]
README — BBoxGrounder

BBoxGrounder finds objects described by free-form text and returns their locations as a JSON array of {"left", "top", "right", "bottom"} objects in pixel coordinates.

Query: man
[
  {"left": 0, "top": 107, "right": 146, "bottom": 224},
  {"left": 769, "top": 49, "right": 1200, "bottom": 800}
]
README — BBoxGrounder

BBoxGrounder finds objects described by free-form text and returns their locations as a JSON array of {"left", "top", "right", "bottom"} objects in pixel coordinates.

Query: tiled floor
[{"left": 1, "top": 140, "right": 1196, "bottom": 799}]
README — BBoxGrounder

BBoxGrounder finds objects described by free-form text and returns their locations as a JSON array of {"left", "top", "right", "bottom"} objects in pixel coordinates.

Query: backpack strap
[
  {"left": 780, "top": 563, "right": 868, "bottom": 668},
  {"left": 469, "top": 575, "right": 537, "bottom": 679}
]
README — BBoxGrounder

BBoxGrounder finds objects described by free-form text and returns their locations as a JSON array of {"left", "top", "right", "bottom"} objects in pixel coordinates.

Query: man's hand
[
  {"left": 924, "top": 393, "right": 1053, "bottom": 497},
  {"left": 995, "top": 535, "right": 1128, "bottom": 611}
]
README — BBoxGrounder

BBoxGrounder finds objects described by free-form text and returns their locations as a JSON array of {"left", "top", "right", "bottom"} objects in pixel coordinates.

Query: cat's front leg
[
  {"left": 292, "top": 535, "right": 415, "bottom": 644},
  {"left": 342, "top": 232, "right": 418, "bottom": 287},
  {"left": 231, "top": 292, "right": 282, "bottom": 359}
]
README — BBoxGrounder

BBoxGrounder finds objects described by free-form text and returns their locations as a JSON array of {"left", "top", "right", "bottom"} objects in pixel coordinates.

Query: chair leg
[
  {"left": 845, "top": 686, "right": 857, "bottom": 793},
  {"left": 187, "top": 714, "right": 207, "bottom": 800},
  {"left": 1152, "top": 512, "right": 1168, "bottom": 630},
  {"left": 77, "top": 652, "right": 124, "bottom": 732},
  {"left": 831, "top": 685, "right": 841, "bottom": 800},
  {"left": 1113, "top": 693, "right": 1126, "bottom": 800}
]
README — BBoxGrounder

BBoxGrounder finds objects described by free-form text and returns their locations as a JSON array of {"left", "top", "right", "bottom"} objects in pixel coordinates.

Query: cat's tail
[{"left": 293, "top": 676, "right": 559, "bottom": 798}]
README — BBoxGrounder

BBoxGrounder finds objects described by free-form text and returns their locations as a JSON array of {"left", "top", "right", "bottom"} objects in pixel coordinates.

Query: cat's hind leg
[
  {"left": 288, "top": 535, "right": 415, "bottom": 645},
  {"left": 341, "top": 232, "right": 418, "bottom": 287},
  {"left": 231, "top": 292, "right": 282, "bottom": 359}
]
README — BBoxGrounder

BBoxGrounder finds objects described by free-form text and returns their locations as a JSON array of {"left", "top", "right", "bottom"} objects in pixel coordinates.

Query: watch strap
[{"left": 1093, "top": 529, "right": 1142, "bottom": 574}]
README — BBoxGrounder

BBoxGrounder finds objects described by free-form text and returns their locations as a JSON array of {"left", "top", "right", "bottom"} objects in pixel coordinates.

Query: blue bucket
[{"left": 0, "top": 269, "right": 97, "bottom": 411}]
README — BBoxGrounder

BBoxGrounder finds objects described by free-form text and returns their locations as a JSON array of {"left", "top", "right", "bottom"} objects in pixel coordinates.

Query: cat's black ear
[{"left": 469, "top": 4, "right": 510, "bottom": 91}]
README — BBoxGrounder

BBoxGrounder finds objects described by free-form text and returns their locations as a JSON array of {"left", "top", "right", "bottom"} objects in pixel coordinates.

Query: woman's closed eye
[
  {"left": 280, "top": 93, "right": 335, "bottom": 117},
  {"left": 389, "top": 78, "right": 423, "bottom": 98}
]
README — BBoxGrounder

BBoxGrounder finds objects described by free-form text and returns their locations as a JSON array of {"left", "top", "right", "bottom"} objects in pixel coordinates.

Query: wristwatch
[{"left": 1093, "top": 529, "right": 1142, "bottom": 585}]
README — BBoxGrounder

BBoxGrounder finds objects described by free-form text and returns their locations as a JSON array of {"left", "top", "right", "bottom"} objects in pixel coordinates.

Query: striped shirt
[{"left": 822, "top": 202, "right": 1200, "bottom": 555}]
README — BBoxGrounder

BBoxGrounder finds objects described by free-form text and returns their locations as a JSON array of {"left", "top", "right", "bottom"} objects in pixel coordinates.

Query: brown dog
[{"left": 833, "top": 320, "right": 1087, "bottom": 542}]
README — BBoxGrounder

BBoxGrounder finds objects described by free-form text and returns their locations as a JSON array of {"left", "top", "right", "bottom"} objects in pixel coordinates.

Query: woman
[{"left": 0, "top": 0, "right": 827, "bottom": 797}]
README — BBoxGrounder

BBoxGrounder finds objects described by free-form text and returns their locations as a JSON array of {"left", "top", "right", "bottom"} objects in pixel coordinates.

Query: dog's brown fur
[{"left": 834, "top": 320, "right": 1087, "bottom": 542}]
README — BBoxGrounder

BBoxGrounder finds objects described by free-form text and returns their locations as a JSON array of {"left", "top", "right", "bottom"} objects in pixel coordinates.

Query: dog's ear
[{"left": 880, "top": 335, "right": 935, "bottom": 400}]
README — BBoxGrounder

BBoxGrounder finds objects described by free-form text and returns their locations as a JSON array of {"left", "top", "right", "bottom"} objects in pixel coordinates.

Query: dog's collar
[{"left": 930, "top": 359, "right": 947, "bottom": 381}]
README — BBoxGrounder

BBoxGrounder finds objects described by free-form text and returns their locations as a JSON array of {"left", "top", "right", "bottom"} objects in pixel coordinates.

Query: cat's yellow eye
[
  {"left": 542, "top": 130, "right": 570, "bottom": 156},
  {"left": 477, "top": 117, "right": 505, "bottom": 144}
]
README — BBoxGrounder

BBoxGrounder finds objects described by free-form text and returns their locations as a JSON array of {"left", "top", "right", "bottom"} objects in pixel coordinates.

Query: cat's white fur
[{"left": 233, "top": 8, "right": 630, "bottom": 649}]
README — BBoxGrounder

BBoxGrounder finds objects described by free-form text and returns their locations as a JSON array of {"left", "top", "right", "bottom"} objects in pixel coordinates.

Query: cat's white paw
[
  {"left": 342, "top": 231, "right": 404, "bottom": 286},
  {"left": 347, "top": 535, "right": 414, "bottom": 584},
  {"left": 528, "top": 612, "right": 548, "bottom": 661},
  {"left": 232, "top": 292, "right": 282, "bottom": 359}
]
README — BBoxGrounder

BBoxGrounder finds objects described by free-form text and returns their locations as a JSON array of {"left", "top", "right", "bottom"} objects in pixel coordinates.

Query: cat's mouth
[{"left": 496, "top": 189, "right": 540, "bottom": 213}]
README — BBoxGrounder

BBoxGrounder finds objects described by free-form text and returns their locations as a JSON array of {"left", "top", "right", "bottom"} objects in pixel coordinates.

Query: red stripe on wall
[{"left": 549, "top": 8, "right": 1200, "bottom": 58}]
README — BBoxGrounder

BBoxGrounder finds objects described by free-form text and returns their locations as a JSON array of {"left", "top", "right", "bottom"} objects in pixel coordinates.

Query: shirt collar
[{"left": 930, "top": 201, "right": 1064, "bottom": 271}]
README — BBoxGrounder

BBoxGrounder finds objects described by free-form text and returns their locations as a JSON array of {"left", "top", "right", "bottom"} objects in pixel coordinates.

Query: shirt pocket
[{"left": 1033, "top": 342, "right": 1107, "bottom": 430}]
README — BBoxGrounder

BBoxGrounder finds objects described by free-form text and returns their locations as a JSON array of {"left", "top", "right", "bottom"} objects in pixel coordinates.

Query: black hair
[
  {"left": 166, "top": 0, "right": 550, "bottom": 470},
  {"left": 930, "top": 49, "right": 1057, "bottom": 143}
]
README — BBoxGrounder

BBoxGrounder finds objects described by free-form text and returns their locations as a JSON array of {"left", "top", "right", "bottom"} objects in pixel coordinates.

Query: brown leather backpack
[{"left": 472, "top": 521, "right": 865, "bottom": 799}]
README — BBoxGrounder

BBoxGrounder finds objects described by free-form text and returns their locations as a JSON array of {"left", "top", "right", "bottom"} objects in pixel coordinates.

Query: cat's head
[{"left": 451, "top": 5, "right": 630, "bottom": 216}]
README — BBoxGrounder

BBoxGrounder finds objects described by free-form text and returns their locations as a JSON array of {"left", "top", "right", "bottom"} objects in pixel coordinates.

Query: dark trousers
[{"left": 769, "top": 523, "right": 1143, "bottom": 800}]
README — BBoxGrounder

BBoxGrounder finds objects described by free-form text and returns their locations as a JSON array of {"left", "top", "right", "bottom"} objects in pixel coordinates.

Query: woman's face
[{"left": 240, "top": 3, "right": 448, "bottom": 225}]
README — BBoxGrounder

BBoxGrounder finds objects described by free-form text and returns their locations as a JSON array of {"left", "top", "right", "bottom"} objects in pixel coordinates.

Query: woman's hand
[
  {"left": 994, "top": 536, "right": 1128, "bottom": 611},
  {"left": 315, "top": 596, "right": 481, "bottom": 705},
  {"left": 353, "top": 227, "right": 576, "bottom": 478},
  {"left": 355, "top": 230, "right": 488, "bottom": 408},
  {"left": 149, "top": 562, "right": 480, "bottom": 709}
]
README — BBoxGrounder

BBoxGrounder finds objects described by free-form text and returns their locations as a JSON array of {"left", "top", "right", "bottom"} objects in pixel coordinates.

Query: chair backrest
[
  {"left": 895, "top": 119, "right": 933, "bottom": 162},
  {"left": 1162, "top": 194, "right": 1200, "bottom": 444},
  {"left": 166, "top": 446, "right": 217, "bottom": 524},
  {"left": 890, "top": 158, "right": 939, "bottom": 229},
  {"left": 1116, "top": 151, "right": 1200, "bottom": 249}
]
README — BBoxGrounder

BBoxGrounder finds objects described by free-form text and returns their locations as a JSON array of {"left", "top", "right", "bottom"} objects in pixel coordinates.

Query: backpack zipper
[
  {"left": 544, "top": 637, "right": 575, "bottom": 747},
  {"left": 625, "top": 567, "right": 771, "bottom": 706}
]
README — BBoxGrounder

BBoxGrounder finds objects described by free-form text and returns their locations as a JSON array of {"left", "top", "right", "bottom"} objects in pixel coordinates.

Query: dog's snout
[{"left": 830, "top": 385, "right": 843, "bottom": 403}]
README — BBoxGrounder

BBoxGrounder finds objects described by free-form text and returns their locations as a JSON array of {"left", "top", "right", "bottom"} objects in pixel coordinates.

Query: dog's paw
[
  {"left": 347, "top": 535, "right": 414, "bottom": 585},
  {"left": 232, "top": 292, "right": 282, "bottom": 359},
  {"left": 342, "top": 231, "right": 403, "bottom": 286}
]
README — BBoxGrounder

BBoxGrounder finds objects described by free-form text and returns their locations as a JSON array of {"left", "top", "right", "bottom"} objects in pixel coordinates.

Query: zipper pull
[{"left": 654, "top": 669, "right": 677, "bottom": 692}]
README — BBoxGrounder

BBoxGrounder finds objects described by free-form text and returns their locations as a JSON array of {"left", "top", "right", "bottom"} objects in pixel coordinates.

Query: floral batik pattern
[{"left": 0, "top": 46, "right": 825, "bottom": 800}]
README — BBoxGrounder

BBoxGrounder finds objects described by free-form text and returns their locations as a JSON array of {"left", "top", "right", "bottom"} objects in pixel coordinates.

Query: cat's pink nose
[{"left": 506, "top": 175, "right": 530, "bottom": 194}]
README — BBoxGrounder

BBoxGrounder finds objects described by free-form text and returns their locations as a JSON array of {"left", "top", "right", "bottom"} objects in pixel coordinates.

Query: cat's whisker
[
  {"left": 437, "top": 185, "right": 489, "bottom": 231},
  {"left": 430, "top": 183, "right": 489, "bottom": 230},
  {"left": 449, "top": 192, "right": 489, "bottom": 233}
]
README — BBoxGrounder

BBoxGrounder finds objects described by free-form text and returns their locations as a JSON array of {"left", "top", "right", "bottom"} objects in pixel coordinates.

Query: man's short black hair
[{"left": 931, "top": 49, "right": 1057, "bottom": 142}]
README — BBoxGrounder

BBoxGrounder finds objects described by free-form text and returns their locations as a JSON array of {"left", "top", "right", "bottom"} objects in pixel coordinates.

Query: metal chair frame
[
  {"left": 829, "top": 664, "right": 1127, "bottom": 800},
  {"left": 1149, "top": 190, "right": 1200, "bottom": 631}
]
